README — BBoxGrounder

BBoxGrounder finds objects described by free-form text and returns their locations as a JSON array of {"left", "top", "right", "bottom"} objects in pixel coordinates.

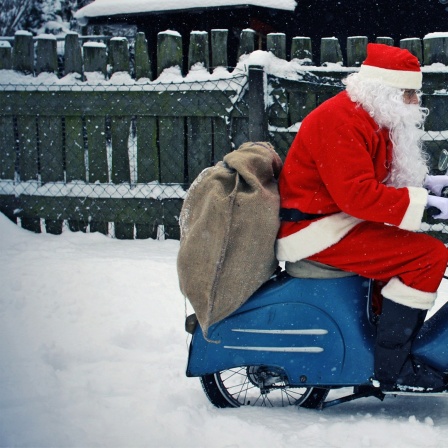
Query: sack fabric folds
[{"left": 177, "top": 142, "right": 283, "bottom": 338}]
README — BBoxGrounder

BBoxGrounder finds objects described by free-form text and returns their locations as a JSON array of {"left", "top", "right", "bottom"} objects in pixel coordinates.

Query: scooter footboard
[{"left": 186, "top": 274, "right": 376, "bottom": 387}]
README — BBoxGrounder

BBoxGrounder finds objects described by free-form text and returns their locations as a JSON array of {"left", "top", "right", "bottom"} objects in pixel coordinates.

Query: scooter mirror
[{"left": 438, "top": 148, "right": 448, "bottom": 171}]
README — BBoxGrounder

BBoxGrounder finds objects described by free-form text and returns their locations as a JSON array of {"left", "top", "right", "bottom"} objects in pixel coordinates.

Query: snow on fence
[{"left": 1, "top": 30, "right": 448, "bottom": 240}]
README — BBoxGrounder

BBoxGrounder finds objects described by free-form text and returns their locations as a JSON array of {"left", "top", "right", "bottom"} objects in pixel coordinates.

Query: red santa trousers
[{"left": 307, "top": 221, "right": 448, "bottom": 312}]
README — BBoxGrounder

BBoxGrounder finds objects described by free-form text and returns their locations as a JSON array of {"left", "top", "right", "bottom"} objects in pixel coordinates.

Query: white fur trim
[
  {"left": 358, "top": 64, "right": 422, "bottom": 90},
  {"left": 275, "top": 213, "right": 362, "bottom": 262},
  {"left": 399, "top": 187, "right": 428, "bottom": 231},
  {"left": 381, "top": 277, "right": 437, "bottom": 310}
]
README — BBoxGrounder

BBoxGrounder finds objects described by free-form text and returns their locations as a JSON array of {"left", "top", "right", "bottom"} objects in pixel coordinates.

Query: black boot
[{"left": 374, "top": 298, "right": 447, "bottom": 392}]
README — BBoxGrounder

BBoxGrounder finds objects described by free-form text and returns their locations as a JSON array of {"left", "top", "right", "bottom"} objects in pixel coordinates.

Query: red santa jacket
[{"left": 276, "top": 90, "right": 428, "bottom": 262}]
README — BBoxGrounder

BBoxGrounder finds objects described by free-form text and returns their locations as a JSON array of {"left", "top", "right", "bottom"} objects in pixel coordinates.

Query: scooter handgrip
[{"left": 427, "top": 206, "right": 441, "bottom": 219}]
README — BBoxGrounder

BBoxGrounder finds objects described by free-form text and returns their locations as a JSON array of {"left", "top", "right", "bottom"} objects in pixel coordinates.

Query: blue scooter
[{"left": 185, "top": 270, "right": 448, "bottom": 409}]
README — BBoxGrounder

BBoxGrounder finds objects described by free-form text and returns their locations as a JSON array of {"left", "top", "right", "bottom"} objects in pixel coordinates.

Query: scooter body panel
[
  {"left": 413, "top": 301, "right": 448, "bottom": 372},
  {"left": 186, "top": 274, "right": 376, "bottom": 387}
]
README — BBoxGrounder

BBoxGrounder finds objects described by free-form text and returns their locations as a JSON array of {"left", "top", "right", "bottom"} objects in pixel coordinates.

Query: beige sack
[{"left": 177, "top": 142, "right": 283, "bottom": 338}]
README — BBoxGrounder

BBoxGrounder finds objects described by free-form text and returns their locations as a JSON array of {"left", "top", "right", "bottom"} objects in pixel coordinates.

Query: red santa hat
[{"left": 358, "top": 43, "right": 422, "bottom": 90}]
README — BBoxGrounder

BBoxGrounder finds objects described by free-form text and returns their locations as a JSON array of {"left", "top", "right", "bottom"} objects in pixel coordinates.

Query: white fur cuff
[
  {"left": 381, "top": 277, "right": 436, "bottom": 310},
  {"left": 399, "top": 187, "right": 428, "bottom": 231}
]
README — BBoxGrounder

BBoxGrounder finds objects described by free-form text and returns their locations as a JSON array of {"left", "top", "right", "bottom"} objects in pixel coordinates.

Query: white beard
[{"left": 344, "top": 75, "right": 429, "bottom": 188}]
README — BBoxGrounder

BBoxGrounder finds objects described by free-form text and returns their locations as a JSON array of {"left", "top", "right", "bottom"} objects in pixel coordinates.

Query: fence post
[
  {"left": 109, "top": 37, "right": 130, "bottom": 74},
  {"left": 135, "top": 32, "right": 152, "bottom": 80},
  {"left": 211, "top": 29, "right": 228, "bottom": 68},
  {"left": 423, "top": 35, "right": 448, "bottom": 66},
  {"left": 188, "top": 31, "right": 209, "bottom": 71},
  {"left": 267, "top": 33, "right": 286, "bottom": 60},
  {"left": 12, "top": 31, "right": 34, "bottom": 74},
  {"left": 347, "top": 36, "right": 367, "bottom": 67},
  {"left": 64, "top": 32, "right": 82, "bottom": 75},
  {"left": 401, "top": 38, "right": 422, "bottom": 63},
  {"left": 83, "top": 41, "right": 107, "bottom": 77},
  {"left": 36, "top": 35, "right": 58, "bottom": 75},
  {"left": 248, "top": 65, "right": 267, "bottom": 141},
  {"left": 320, "top": 37, "right": 343, "bottom": 66},
  {"left": 157, "top": 30, "right": 182, "bottom": 77},
  {"left": 238, "top": 29, "right": 256, "bottom": 58},
  {"left": 0, "top": 41, "right": 12, "bottom": 70},
  {"left": 291, "top": 37, "right": 313, "bottom": 64},
  {"left": 376, "top": 37, "right": 394, "bottom": 46}
]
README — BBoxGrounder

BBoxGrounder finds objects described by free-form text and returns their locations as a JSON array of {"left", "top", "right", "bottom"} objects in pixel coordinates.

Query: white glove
[
  {"left": 426, "top": 195, "right": 448, "bottom": 219},
  {"left": 424, "top": 175, "right": 448, "bottom": 196}
]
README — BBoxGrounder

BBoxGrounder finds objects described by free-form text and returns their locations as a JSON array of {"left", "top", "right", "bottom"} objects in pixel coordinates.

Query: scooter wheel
[{"left": 200, "top": 366, "right": 329, "bottom": 408}]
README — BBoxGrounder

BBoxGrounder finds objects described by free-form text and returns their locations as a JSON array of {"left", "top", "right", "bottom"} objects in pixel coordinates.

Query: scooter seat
[{"left": 286, "top": 259, "right": 356, "bottom": 279}]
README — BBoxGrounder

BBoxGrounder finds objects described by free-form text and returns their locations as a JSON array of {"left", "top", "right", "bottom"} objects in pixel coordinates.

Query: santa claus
[{"left": 276, "top": 43, "right": 448, "bottom": 392}]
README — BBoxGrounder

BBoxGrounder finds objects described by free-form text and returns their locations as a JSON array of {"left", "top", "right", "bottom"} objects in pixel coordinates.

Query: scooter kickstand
[{"left": 319, "top": 387, "right": 385, "bottom": 409}]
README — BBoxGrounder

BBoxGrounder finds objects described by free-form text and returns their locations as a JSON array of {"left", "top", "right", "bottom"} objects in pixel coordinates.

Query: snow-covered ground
[{"left": 1, "top": 212, "right": 448, "bottom": 447}]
